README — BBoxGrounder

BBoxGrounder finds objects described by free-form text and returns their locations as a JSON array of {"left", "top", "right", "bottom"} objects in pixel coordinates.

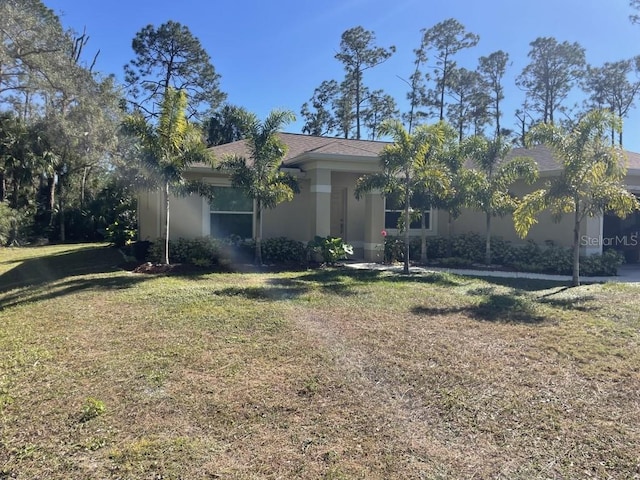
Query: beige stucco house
[{"left": 137, "top": 133, "right": 640, "bottom": 263}]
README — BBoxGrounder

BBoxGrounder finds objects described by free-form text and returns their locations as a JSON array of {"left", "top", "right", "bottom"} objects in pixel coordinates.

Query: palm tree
[
  {"left": 218, "top": 109, "right": 298, "bottom": 265},
  {"left": 123, "top": 88, "right": 212, "bottom": 265},
  {"left": 433, "top": 135, "right": 484, "bottom": 257},
  {"left": 467, "top": 135, "right": 538, "bottom": 265},
  {"left": 355, "top": 119, "right": 450, "bottom": 273},
  {"left": 514, "top": 109, "right": 640, "bottom": 286}
]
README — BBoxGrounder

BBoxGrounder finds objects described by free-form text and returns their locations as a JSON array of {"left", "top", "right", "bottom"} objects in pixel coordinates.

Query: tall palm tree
[
  {"left": 514, "top": 109, "right": 640, "bottom": 286},
  {"left": 466, "top": 135, "right": 538, "bottom": 265},
  {"left": 355, "top": 119, "right": 450, "bottom": 273},
  {"left": 123, "top": 88, "right": 212, "bottom": 264},
  {"left": 218, "top": 109, "right": 298, "bottom": 265}
]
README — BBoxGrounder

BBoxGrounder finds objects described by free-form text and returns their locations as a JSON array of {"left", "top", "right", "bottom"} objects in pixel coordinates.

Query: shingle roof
[
  {"left": 507, "top": 145, "right": 561, "bottom": 172},
  {"left": 206, "top": 132, "right": 640, "bottom": 173},
  {"left": 468, "top": 144, "right": 640, "bottom": 173},
  {"left": 207, "top": 132, "right": 390, "bottom": 167}
]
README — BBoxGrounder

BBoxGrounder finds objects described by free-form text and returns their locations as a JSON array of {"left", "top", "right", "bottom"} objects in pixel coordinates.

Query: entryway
[{"left": 330, "top": 188, "right": 347, "bottom": 239}]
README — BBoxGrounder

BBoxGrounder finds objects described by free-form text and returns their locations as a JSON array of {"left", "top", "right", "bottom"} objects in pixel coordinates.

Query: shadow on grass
[
  {"left": 210, "top": 267, "right": 465, "bottom": 302},
  {"left": 0, "top": 275, "right": 147, "bottom": 310},
  {"left": 0, "top": 245, "right": 148, "bottom": 309},
  {"left": 213, "top": 280, "right": 311, "bottom": 301},
  {"left": 297, "top": 267, "right": 463, "bottom": 287},
  {"left": 458, "top": 274, "right": 568, "bottom": 291},
  {"left": 412, "top": 286, "right": 546, "bottom": 324}
]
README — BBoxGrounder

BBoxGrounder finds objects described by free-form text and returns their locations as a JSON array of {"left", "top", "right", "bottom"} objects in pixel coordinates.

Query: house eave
[{"left": 287, "top": 152, "right": 381, "bottom": 173}]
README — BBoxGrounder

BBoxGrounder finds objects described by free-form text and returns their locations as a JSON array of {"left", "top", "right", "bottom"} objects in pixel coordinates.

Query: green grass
[{"left": 1, "top": 244, "right": 639, "bottom": 479}]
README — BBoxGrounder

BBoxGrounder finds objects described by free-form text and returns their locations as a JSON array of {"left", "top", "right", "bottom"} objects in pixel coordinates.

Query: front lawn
[{"left": 1, "top": 244, "right": 638, "bottom": 479}]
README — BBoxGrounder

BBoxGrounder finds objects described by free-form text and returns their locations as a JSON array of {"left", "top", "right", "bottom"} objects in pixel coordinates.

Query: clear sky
[{"left": 44, "top": 0, "right": 640, "bottom": 151}]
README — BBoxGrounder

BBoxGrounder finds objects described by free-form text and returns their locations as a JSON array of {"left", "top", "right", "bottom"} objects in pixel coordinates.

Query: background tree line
[{"left": 300, "top": 19, "right": 640, "bottom": 145}]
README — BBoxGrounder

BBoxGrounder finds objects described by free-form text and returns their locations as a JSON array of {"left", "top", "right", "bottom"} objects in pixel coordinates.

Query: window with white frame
[
  {"left": 209, "top": 186, "right": 253, "bottom": 238},
  {"left": 384, "top": 194, "right": 430, "bottom": 230}
]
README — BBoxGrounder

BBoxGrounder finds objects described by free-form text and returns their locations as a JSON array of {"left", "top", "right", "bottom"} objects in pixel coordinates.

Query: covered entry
[{"left": 603, "top": 202, "right": 640, "bottom": 263}]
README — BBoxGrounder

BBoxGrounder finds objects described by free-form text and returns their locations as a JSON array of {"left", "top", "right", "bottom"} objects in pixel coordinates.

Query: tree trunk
[
  {"left": 420, "top": 210, "right": 427, "bottom": 263},
  {"left": 355, "top": 70, "right": 361, "bottom": 140},
  {"left": 80, "top": 166, "right": 90, "bottom": 210},
  {"left": 0, "top": 171, "right": 5, "bottom": 203},
  {"left": 48, "top": 175, "right": 56, "bottom": 228},
  {"left": 11, "top": 175, "right": 19, "bottom": 209},
  {"left": 59, "top": 195, "right": 65, "bottom": 243},
  {"left": 485, "top": 212, "right": 492, "bottom": 265},
  {"left": 163, "top": 181, "right": 170, "bottom": 265},
  {"left": 446, "top": 214, "right": 454, "bottom": 257},
  {"left": 403, "top": 174, "right": 411, "bottom": 274},
  {"left": 255, "top": 202, "right": 263, "bottom": 265},
  {"left": 572, "top": 209, "right": 581, "bottom": 287}
]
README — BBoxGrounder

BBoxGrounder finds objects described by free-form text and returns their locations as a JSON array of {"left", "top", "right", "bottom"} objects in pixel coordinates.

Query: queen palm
[
  {"left": 514, "top": 109, "right": 640, "bottom": 286},
  {"left": 355, "top": 119, "right": 450, "bottom": 273},
  {"left": 218, "top": 110, "right": 298, "bottom": 265},
  {"left": 123, "top": 87, "right": 212, "bottom": 265}
]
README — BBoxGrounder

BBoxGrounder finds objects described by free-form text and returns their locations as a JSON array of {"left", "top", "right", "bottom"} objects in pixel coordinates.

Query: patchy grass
[{"left": 0, "top": 244, "right": 639, "bottom": 479}]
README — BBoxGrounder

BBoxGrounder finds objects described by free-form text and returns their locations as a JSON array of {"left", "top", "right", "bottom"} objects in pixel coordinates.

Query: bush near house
[
  {"left": 147, "top": 237, "right": 224, "bottom": 268},
  {"left": 308, "top": 236, "right": 354, "bottom": 265},
  {"left": 384, "top": 232, "right": 625, "bottom": 276},
  {"left": 145, "top": 236, "right": 310, "bottom": 268}
]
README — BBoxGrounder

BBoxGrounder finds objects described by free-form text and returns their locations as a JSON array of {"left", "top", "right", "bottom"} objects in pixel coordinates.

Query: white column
[
  {"left": 363, "top": 189, "right": 384, "bottom": 262},
  {"left": 582, "top": 215, "right": 603, "bottom": 255},
  {"left": 309, "top": 168, "right": 331, "bottom": 237}
]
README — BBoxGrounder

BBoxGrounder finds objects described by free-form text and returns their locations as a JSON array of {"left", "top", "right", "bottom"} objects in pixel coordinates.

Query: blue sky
[{"left": 45, "top": 0, "right": 640, "bottom": 151}]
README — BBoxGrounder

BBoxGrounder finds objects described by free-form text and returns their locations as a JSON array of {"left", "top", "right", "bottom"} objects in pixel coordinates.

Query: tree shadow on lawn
[
  {"left": 0, "top": 275, "right": 147, "bottom": 310},
  {"left": 412, "top": 288, "right": 545, "bottom": 324},
  {"left": 0, "top": 245, "right": 149, "bottom": 308},
  {"left": 212, "top": 278, "right": 312, "bottom": 301},
  {"left": 210, "top": 268, "right": 465, "bottom": 302},
  {"left": 297, "top": 267, "right": 463, "bottom": 287},
  {"left": 537, "top": 287, "right": 599, "bottom": 312},
  {"left": 411, "top": 282, "right": 603, "bottom": 324}
]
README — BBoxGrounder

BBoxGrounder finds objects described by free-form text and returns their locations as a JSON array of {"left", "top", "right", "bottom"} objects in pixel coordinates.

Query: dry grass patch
[{"left": 0, "top": 245, "right": 639, "bottom": 479}]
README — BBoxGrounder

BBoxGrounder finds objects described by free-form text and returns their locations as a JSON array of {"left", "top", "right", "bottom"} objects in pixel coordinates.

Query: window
[
  {"left": 210, "top": 186, "right": 253, "bottom": 238},
  {"left": 384, "top": 194, "right": 430, "bottom": 230}
]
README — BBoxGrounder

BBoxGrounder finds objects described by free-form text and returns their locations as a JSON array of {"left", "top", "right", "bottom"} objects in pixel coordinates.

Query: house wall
[
  {"left": 170, "top": 193, "right": 205, "bottom": 239},
  {"left": 262, "top": 172, "right": 375, "bottom": 259},
  {"left": 139, "top": 161, "right": 640, "bottom": 262},
  {"left": 262, "top": 178, "right": 312, "bottom": 242},
  {"left": 138, "top": 190, "right": 162, "bottom": 241},
  {"left": 137, "top": 190, "right": 205, "bottom": 241},
  {"left": 450, "top": 176, "right": 574, "bottom": 248}
]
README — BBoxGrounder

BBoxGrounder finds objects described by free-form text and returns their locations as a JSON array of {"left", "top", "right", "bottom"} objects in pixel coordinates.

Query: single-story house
[{"left": 137, "top": 132, "right": 640, "bottom": 263}]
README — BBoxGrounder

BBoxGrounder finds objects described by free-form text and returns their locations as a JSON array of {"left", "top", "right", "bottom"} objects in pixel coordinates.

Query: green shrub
[
  {"left": 308, "top": 236, "right": 354, "bottom": 264},
  {"left": 580, "top": 249, "right": 625, "bottom": 276},
  {"left": 148, "top": 237, "right": 223, "bottom": 267},
  {"left": 450, "top": 232, "right": 485, "bottom": 261},
  {"left": 0, "top": 204, "right": 31, "bottom": 246},
  {"left": 426, "top": 236, "right": 449, "bottom": 260},
  {"left": 383, "top": 235, "right": 405, "bottom": 263},
  {"left": 105, "top": 220, "right": 137, "bottom": 247},
  {"left": 132, "top": 240, "right": 152, "bottom": 262},
  {"left": 260, "top": 237, "right": 308, "bottom": 266}
]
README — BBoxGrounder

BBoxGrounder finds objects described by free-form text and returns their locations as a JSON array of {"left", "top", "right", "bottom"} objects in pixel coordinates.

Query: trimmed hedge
[{"left": 383, "top": 233, "right": 625, "bottom": 276}]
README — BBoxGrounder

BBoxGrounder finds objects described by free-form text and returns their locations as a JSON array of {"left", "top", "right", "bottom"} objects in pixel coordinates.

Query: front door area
[
  {"left": 603, "top": 200, "right": 640, "bottom": 263},
  {"left": 330, "top": 188, "right": 347, "bottom": 239}
]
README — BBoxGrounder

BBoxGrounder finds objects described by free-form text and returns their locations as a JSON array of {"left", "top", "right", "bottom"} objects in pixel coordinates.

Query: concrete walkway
[{"left": 346, "top": 262, "right": 640, "bottom": 284}]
